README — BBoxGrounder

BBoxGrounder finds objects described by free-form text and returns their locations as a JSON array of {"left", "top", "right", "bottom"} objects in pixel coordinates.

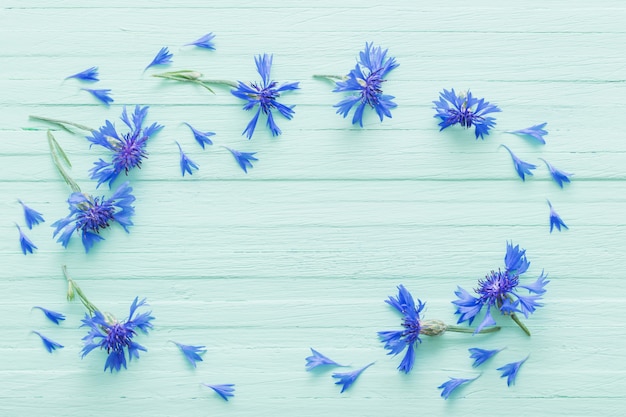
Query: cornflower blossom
[
  {"left": 548, "top": 200, "right": 568, "bottom": 233},
  {"left": 453, "top": 242, "right": 549, "bottom": 335},
  {"left": 438, "top": 375, "right": 480, "bottom": 399},
  {"left": 379, "top": 285, "right": 500, "bottom": 374},
  {"left": 65, "top": 67, "right": 99, "bottom": 82},
  {"left": 468, "top": 347, "right": 504, "bottom": 368},
  {"left": 16, "top": 224, "right": 37, "bottom": 255},
  {"left": 203, "top": 384, "right": 235, "bottom": 401},
  {"left": 507, "top": 122, "right": 548, "bottom": 144},
  {"left": 186, "top": 33, "right": 216, "bottom": 50},
  {"left": 500, "top": 144, "right": 537, "bottom": 181},
  {"left": 82, "top": 88, "right": 113, "bottom": 106},
  {"left": 51, "top": 181, "right": 135, "bottom": 253},
  {"left": 176, "top": 141, "right": 199, "bottom": 176},
  {"left": 305, "top": 348, "right": 345, "bottom": 371},
  {"left": 498, "top": 356, "right": 529, "bottom": 386},
  {"left": 87, "top": 105, "right": 163, "bottom": 188},
  {"left": 333, "top": 42, "right": 398, "bottom": 127},
  {"left": 18, "top": 199, "right": 45, "bottom": 229},
  {"left": 183, "top": 122, "right": 215, "bottom": 149},
  {"left": 32, "top": 306, "right": 66, "bottom": 325},
  {"left": 231, "top": 54, "right": 299, "bottom": 139},
  {"left": 171, "top": 341, "right": 206, "bottom": 368},
  {"left": 539, "top": 158, "right": 573, "bottom": 188},
  {"left": 81, "top": 297, "right": 154, "bottom": 372},
  {"left": 224, "top": 147, "right": 257, "bottom": 173},
  {"left": 33, "top": 331, "right": 64, "bottom": 353},
  {"left": 145, "top": 47, "right": 173, "bottom": 71},
  {"left": 332, "top": 362, "right": 374, "bottom": 393},
  {"left": 433, "top": 89, "right": 500, "bottom": 139}
]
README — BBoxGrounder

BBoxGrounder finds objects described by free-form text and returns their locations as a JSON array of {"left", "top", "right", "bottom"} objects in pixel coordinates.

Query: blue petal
[
  {"left": 504, "top": 241, "right": 530, "bottom": 275},
  {"left": 172, "top": 341, "right": 206, "bottom": 368},
  {"left": 145, "top": 46, "right": 173, "bottom": 71},
  {"left": 500, "top": 144, "right": 537, "bottom": 181},
  {"left": 305, "top": 348, "right": 345, "bottom": 371},
  {"left": 539, "top": 158, "right": 573, "bottom": 188},
  {"left": 33, "top": 331, "right": 64, "bottom": 353},
  {"left": 518, "top": 270, "right": 549, "bottom": 295},
  {"left": 332, "top": 362, "right": 374, "bottom": 393},
  {"left": 203, "top": 383, "right": 235, "bottom": 401},
  {"left": 18, "top": 199, "right": 45, "bottom": 229},
  {"left": 507, "top": 123, "right": 548, "bottom": 144},
  {"left": 468, "top": 347, "right": 504, "bottom": 368},
  {"left": 32, "top": 306, "right": 66, "bottom": 325},
  {"left": 497, "top": 356, "right": 529, "bottom": 386},
  {"left": 65, "top": 66, "right": 99, "bottom": 82},
  {"left": 183, "top": 122, "right": 215, "bottom": 149},
  {"left": 437, "top": 375, "right": 480, "bottom": 399},
  {"left": 186, "top": 33, "right": 216, "bottom": 50},
  {"left": 547, "top": 200, "right": 568, "bottom": 233},
  {"left": 176, "top": 141, "right": 199, "bottom": 177},
  {"left": 224, "top": 147, "right": 258, "bottom": 173},
  {"left": 16, "top": 224, "right": 37, "bottom": 255},
  {"left": 82, "top": 88, "right": 114, "bottom": 106}
]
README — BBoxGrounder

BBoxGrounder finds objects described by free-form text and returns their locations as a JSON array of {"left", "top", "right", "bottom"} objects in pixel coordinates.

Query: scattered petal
[
  {"left": 305, "top": 348, "right": 345, "bottom": 371},
  {"left": 507, "top": 122, "right": 548, "bottom": 144},
  {"left": 468, "top": 347, "right": 504, "bottom": 368},
  {"left": 176, "top": 141, "right": 199, "bottom": 176},
  {"left": 332, "top": 362, "right": 374, "bottom": 393},
  {"left": 145, "top": 47, "right": 173, "bottom": 71},
  {"left": 171, "top": 341, "right": 206, "bottom": 368},
  {"left": 18, "top": 199, "right": 45, "bottom": 229},
  {"left": 500, "top": 144, "right": 537, "bottom": 181},
  {"left": 32, "top": 306, "right": 66, "bottom": 325},
  {"left": 82, "top": 88, "right": 113, "bottom": 106},
  {"left": 16, "top": 224, "right": 37, "bottom": 255},
  {"left": 183, "top": 122, "right": 215, "bottom": 149},
  {"left": 547, "top": 200, "right": 568, "bottom": 233},
  {"left": 497, "top": 356, "right": 529, "bottom": 386},
  {"left": 186, "top": 33, "right": 216, "bottom": 50},
  {"left": 33, "top": 331, "right": 64, "bottom": 353},
  {"left": 539, "top": 158, "right": 573, "bottom": 188},
  {"left": 438, "top": 375, "right": 480, "bottom": 399},
  {"left": 224, "top": 147, "right": 258, "bottom": 173},
  {"left": 203, "top": 383, "right": 235, "bottom": 401},
  {"left": 65, "top": 66, "right": 100, "bottom": 82}
]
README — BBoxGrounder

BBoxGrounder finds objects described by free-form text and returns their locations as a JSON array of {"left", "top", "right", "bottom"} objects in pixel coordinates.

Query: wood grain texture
[{"left": 1, "top": 1, "right": 625, "bottom": 416}]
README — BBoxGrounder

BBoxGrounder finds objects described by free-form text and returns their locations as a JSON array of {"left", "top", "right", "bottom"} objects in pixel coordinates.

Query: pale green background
[{"left": 1, "top": 1, "right": 625, "bottom": 416}]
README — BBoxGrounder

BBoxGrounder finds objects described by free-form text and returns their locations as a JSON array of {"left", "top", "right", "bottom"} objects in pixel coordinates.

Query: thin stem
[
  {"left": 47, "top": 131, "right": 81, "bottom": 193},
  {"left": 446, "top": 325, "right": 501, "bottom": 334},
  {"left": 313, "top": 74, "right": 345, "bottom": 83},
  {"left": 30, "top": 115, "right": 94, "bottom": 133},
  {"left": 510, "top": 313, "right": 531, "bottom": 336},
  {"left": 62, "top": 265, "right": 100, "bottom": 315}
]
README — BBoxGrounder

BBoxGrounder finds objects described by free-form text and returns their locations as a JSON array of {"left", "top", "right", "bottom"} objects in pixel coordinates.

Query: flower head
[
  {"left": 333, "top": 42, "right": 398, "bottom": 127},
  {"left": 81, "top": 297, "right": 154, "bottom": 372},
  {"left": 203, "top": 383, "right": 235, "bottom": 401},
  {"left": 507, "top": 122, "right": 548, "bottom": 144},
  {"left": 176, "top": 141, "right": 199, "bottom": 176},
  {"left": 497, "top": 356, "right": 529, "bottom": 386},
  {"left": 438, "top": 375, "right": 480, "bottom": 399},
  {"left": 16, "top": 224, "right": 37, "bottom": 255},
  {"left": 332, "top": 362, "right": 374, "bottom": 393},
  {"left": 82, "top": 88, "right": 113, "bottom": 106},
  {"left": 231, "top": 54, "right": 299, "bottom": 139},
  {"left": 500, "top": 144, "right": 537, "bottom": 181},
  {"left": 145, "top": 46, "right": 173, "bottom": 71},
  {"left": 171, "top": 341, "right": 206, "bottom": 368},
  {"left": 183, "top": 122, "right": 215, "bottom": 149},
  {"left": 51, "top": 181, "right": 135, "bottom": 253},
  {"left": 305, "top": 348, "right": 345, "bottom": 371},
  {"left": 539, "top": 158, "right": 573, "bottom": 188},
  {"left": 86, "top": 105, "right": 163, "bottom": 188},
  {"left": 548, "top": 200, "right": 568, "bottom": 233},
  {"left": 186, "top": 33, "right": 216, "bottom": 50},
  {"left": 18, "top": 199, "right": 45, "bottom": 229},
  {"left": 468, "top": 347, "right": 503, "bottom": 368},
  {"left": 224, "top": 147, "right": 257, "bottom": 173},
  {"left": 453, "top": 242, "right": 549, "bottom": 335},
  {"left": 33, "top": 331, "right": 64, "bottom": 353},
  {"left": 433, "top": 89, "right": 500, "bottom": 139},
  {"left": 65, "top": 66, "right": 99, "bottom": 82},
  {"left": 32, "top": 306, "right": 66, "bottom": 325}
]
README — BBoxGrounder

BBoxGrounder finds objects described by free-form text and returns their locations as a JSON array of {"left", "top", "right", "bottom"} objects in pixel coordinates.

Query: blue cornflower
[
  {"left": 33, "top": 331, "right": 64, "bottom": 353},
  {"left": 82, "top": 88, "right": 113, "bottom": 106},
  {"left": 539, "top": 158, "right": 573, "bottom": 188},
  {"left": 333, "top": 42, "right": 398, "bottom": 127},
  {"left": 548, "top": 200, "right": 568, "bottom": 233},
  {"left": 186, "top": 33, "right": 216, "bottom": 50},
  {"left": 145, "top": 46, "right": 173, "bottom": 71},
  {"left": 16, "top": 224, "right": 37, "bottom": 255},
  {"left": 305, "top": 348, "right": 345, "bottom": 371},
  {"left": 87, "top": 105, "right": 163, "bottom": 188},
  {"left": 32, "top": 306, "right": 66, "bottom": 325},
  {"left": 498, "top": 356, "right": 529, "bottom": 386},
  {"left": 500, "top": 144, "right": 537, "bottom": 181},
  {"left": 81, "top": 297, "right": 154, "bottom": 372},
  {"left": 332, "top": 362, "right": 374, "bottom": 393},
  {"left": 171, "top": 341, "right": 206, "bottom": 368},
  {"left": 51, "top": 181, "right": 135, "bottom": 253},
  {"left": 438, "top": 375, "right": 480, "bottom": 400},
  {"left": 468, "top": 347, "right": 504, "bottom": 368},
  {"left": 203, "top": 383, "right": 235, "bottom": 401},
  {"left": 433, "top": 89, "right": 500, "bottom": 139},
  {"left": 18, "top": 199, "right": 44, "bottom": 229},
  {"left": 507, "top": 122, "right": 548, "bottom": 144},
  {"left": 183, "top": 122, "right": 215, "bottom": 149},
  {"left": 65, "top": 66, "right": 100, "bottom": 82},
  {"left": 176, "top": 141, "right": 199, "bottom": 176},
  {"left": 453, "top": 242, "right": 549, "bottom": 335},
  {"left": 231, "top": 54, "right": 299, "bottom": 139},
  {"left": 224, "top": 147, "right": 258, "bottom": 173}
]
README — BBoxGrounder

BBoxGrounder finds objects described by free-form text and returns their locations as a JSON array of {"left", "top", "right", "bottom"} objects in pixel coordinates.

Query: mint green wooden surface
[{"left": 2, "top": 1, "right": 625, "bottom": 416}]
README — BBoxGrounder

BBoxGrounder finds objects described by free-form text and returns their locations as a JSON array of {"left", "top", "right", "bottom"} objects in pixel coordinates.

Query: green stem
[
  {"left": 446, "top": 325, "right": 501, "bottom": 334},
  {"left": 313, "top": 74, "right": 346, "bottom": 83},
  {"left": 47, "top": 131, "right": 81, "bottom": 193},
  {"left": 510, "top": 313, "right": 531, "bottom": 336},
  {"left": 30, "top": 115, "right": 94, "bottom": 133},
  {"left": 152, "top": 71, "right": 238, "bottom": 93},
  {"left": 62, "top": 265, "right": 100, "bottom": 316}
]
